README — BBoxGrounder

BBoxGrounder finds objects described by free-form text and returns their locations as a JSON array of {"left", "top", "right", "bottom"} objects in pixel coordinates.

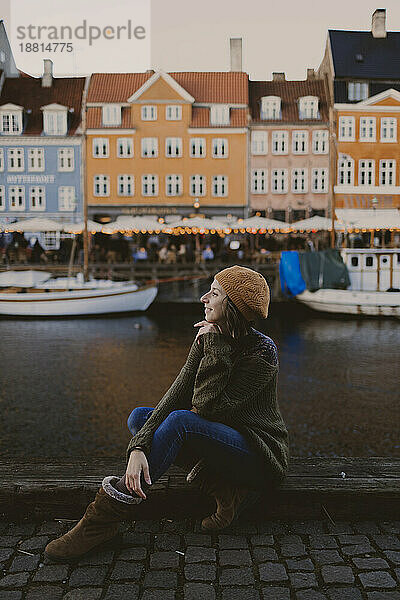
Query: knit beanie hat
[{"left": 215, "top": 265, "right": 270, "bottom": 321}]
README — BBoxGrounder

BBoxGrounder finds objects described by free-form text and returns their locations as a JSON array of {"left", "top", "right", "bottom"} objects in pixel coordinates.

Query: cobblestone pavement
[{"left": 0, "top": 518, "right": 399, "bottom": 599}]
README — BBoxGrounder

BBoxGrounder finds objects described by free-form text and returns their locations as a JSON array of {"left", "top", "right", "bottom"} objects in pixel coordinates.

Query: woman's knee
[
  {"left": 163, "top": 409, "right": 193, "bottom": 428},
  {"left": 127, "top": 406, "right": 153, "bottom": 433}
]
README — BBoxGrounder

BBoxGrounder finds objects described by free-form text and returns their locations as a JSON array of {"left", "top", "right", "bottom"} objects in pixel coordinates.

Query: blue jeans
[{"left": 127, "top": 407, "right": 268, "bottom": 492}]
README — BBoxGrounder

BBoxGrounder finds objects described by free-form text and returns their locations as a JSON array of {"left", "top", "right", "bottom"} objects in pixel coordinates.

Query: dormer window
[
  {"left": 210, "top": 105, "right": 230, "bottom": 126},
  {"left": 0, "top": 104, "right": 23, "bottom": 135},
  {"left": 260, "top": 96, "right": 281, "bottom": 120},
  {"left": 41, "top": 104, "right": 68, "bottom": 135},
  {"left": 299, "top": 96, "right": 319, "bottom": 120},
  {"left": 102, "top": 104, "right": 122, "bottom": 126}
]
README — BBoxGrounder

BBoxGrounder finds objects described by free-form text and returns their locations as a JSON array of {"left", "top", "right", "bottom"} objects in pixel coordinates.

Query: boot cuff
[{"left": 102, "top": 476, "right": 143, "bottom": 505}]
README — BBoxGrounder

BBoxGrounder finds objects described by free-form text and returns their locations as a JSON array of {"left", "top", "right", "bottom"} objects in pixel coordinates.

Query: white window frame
[
  {"left": 291, "top": 168, "right": 308, "bottom": 193},
  {"left": 212, "top": 175, "right": 228, "bottom": 197},
  {"left": 58, "top": 147, "right": 74, "bottom": 171},
  {"left": 212, "top": 138, "right": 228, "bottom": 158},
  {"left": 9, "top": 186, "right": 25, "bottom": 210},
  {"left": 142, "top": 174, "right": 158, "bottom": 196},
  {"left": 190, "top": 175, "right": 206, "bottom": 197},
  {"left": 337, "top": 155, "right": 355, "bottom": 186},
  {"left": 165, "top": 174, "right": 182, "bottom": 196},
  {"left": 358, "top": 159, "right": 375, "bottom": 186},
  {"left": 271, "top": 131, "right": 288, "bottom": 155},
  {"left": 338, "top": 116, "right": 355, "bottom": 141},
  {"left": 0, "top": 185, "right": 5, "bottom": 210},
  {"left": 93, "top": 175, "right": 110, "bottom": 197},
  {"left": 165, "top": 137, "right": 182, "bottom": 158},
  {"left": 210, "top": 105, "right": 230, "bottom": 126},
  {"left": 166, "top": 105, "right": 182, "bottom": 120},
  {"left": 117, "top": 138, "right": 133, "bottom": 158},
  {"left": 141, "top": 105, "right": 157, "bottom": 121},
  {"left": 0, "top": 110, "right": 23, "bottom": 134},
  {"left": 271, "top": 169, "right": 288, "bottom": 193},
  {"left": 29, "top": 186, "right": 46, "bottom": 211},
  {"left": 292, "top": 131, "right": 309, "bottom": 154},
  {"left": 0, "top": 148, "right": 4, "bottom": 171},
  {"left": 58, "top": 186, "right": 76, "bottom": 211},
  {"left": 141, "top": 137, "right": 158, "bottom": 158},
  {"left": 379, "top": 159, "right": 396, "bottom": 186},
  {"left": 299, "top": 96, "right": 319, "bottom": 119},
  {"left": 93, "top": 138, "right": 109, "bottom": 158},
  {"left": 251, "top": 131, "right": 268, "bottom": 155},
  {"left": 260, "top": 96, "right": 281, "bottom": 120},
  {"left": 190, "top": 138, "right": 206, "bottom": 158},
  {"left": 380, "top": 118, "right": 397, "bottom": 142},
  {"left": 251, "top": 169, "right": 267, "bottom": 194},
  {"left": 312, "top": 130, "right": 328, "bottom": 154},
  {"left": 359, "top": 117, "right": 376, "bottom": 142},
  {"left": 117, "top": 174, "right": 134, "bottom": 196},
  {"left": 311, "top": 168, "right": 328, "bottom": 193},
  {"left": 102, "top": 104, "right": 121, "bottom": 126},
  {"left": 8, "top": 148, "right": 24, "bottom": 171},
  {"left": 28, "top": 148, "right": 45, "bottom": 172},
  {"left": 348, "top": 82, "right": 368, "bottom": 102},
  {"left": 43, "top": 110, "right": 67, "bottom": 135}
]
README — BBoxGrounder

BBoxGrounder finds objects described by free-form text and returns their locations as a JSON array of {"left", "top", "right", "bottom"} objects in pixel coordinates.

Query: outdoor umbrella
[
  {"left": 62, "top": 220, "right": 104, "bottom": 234},
  {"left": 5, "top": 217, "right": 64, "bottom": 232},
  {"left": 290, "top": 215, "right": 342, "bottom": 232}
]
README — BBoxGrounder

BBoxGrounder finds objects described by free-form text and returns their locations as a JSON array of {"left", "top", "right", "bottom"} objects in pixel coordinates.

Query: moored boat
[
  {"left": 0, "top": 271, "right": 158, "bottom": 317},
  {"left": 280, "top": 248, "right": 400, "bottom": 318}
]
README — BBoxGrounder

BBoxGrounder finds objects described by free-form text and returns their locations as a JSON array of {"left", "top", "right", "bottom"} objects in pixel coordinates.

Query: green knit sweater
[{"left": 126, "top": 328, "right": 290, "bottom": 484}]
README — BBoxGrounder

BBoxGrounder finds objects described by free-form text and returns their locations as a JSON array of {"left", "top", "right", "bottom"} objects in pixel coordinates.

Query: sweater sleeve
[
  {"left": 125, "top": 337, "right": 202, "bottom": 463},
  {"left": 191, "top": 332, "right": 278, "bottom": 423}
]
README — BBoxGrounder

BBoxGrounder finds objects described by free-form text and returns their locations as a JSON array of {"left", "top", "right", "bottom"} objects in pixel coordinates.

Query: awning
[{"left": 335, "top": 209, "right": 400, "bottom": 230}]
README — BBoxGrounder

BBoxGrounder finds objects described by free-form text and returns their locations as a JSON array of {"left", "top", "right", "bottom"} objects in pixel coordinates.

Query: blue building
[{"left": 0, "top": 59, "right": 86, "bottom": 228}]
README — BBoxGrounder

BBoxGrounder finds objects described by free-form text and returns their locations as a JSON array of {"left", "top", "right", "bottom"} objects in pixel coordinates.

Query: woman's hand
[
  {"left": 194, "top": 320, "right": 221, "bottom": 344},
  {"left": 125, "top": 450, "right": 152, "bottom": 499}
]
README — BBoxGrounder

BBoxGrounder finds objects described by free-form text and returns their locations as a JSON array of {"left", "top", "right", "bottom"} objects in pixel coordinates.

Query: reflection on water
[{"left": 0, "top": 303, "right": 399, "bottom": 458}]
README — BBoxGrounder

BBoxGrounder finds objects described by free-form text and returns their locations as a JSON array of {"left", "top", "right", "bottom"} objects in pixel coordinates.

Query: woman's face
[{"left": 200, "top": 279, "right": 228, "bottom": 325}]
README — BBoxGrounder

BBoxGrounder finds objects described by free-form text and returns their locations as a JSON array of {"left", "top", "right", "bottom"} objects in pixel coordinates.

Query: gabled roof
[
  {"left": 127, "top": 71, "right": 195, "bottom": 103},
  {"left": 249, "top": 79, "right": 329, "bottom": 123},
  {"left": 329, "top": 30, "right": 400, "bottom": 79},
  {"left": 0, "top": 75, "right": 86, "bottom": 135},
  {"left": 87, "top": 71, "right": 248, "bottom": 104}
]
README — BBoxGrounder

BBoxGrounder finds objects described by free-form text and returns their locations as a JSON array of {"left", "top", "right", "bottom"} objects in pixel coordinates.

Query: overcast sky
[{"left": 2, "top": 0, "right": 400, "bottom": 79}]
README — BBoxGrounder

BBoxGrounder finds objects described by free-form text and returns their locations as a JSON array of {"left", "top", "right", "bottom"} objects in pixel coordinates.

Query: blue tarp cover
[{"left": 279, "top": 251, "right": 306, "bottom": 296}]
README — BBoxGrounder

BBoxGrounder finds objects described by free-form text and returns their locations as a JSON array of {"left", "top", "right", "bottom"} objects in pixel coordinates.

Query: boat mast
[{"left": 81, "top": 82, "right": 89, "bottom": 282}]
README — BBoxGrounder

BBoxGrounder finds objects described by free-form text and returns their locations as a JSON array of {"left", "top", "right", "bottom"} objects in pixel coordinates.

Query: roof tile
[
  {"left": 249, "top": 79, "right": 329, "bottom": 123},
  {"left": 0, "top": 75, "right": 86, "bottom": 135}
]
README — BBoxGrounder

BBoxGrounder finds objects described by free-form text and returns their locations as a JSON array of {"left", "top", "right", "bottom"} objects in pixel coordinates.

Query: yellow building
[
  {"left": 85, "top": 70, "right": 249, "bottom": 221},
  {"left": 334, "top": 89, "right": 400, "bottom": 209}
]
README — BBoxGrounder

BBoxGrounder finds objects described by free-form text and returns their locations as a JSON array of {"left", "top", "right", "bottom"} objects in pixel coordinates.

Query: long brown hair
[{"left": 221, "top": 296, "right": 253, "bottom": 340}]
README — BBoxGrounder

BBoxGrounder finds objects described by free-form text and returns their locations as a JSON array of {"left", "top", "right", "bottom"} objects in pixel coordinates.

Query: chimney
[
  {"left": 372, "top": 8, "right": 386, "bottom": 38},
  {"left": 307, "top": 68, "right": 315, "bottom": 80},
  {"left": 272, "top": 72, "right": 285, "bottom": 81},
  {"left": 42, "top": 59, "right": 53, "bottom": 88},
  {"left": 230, "top": 38, "right": 242, "bottom": 71}
]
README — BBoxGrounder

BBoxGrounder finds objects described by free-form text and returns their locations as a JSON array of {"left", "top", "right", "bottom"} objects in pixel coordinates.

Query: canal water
[{"left": 0, "top": 303, "right": 398, "bottom": 459}]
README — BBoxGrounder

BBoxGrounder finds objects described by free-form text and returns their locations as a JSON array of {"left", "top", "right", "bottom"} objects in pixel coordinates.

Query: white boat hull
[
  {"left": 0, "top": 283, "right": 158, "bottom": 317},
  {"left": 297, "top": 289, "right": 400, "bottom": 318}
]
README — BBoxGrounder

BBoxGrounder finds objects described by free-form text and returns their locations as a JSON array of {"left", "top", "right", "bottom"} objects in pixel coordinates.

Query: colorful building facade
[
  {"left": 334, "top": 89, "right": 400, "bottom": 209},
  {"left": 85, "top": 70, "right": 249, "bottom": 221},
  {"left": 248, "top": 73, "right": 330, "bottom": 222},
  {"left": 0, "top": 60, "right": 86, "bottom": 225}
]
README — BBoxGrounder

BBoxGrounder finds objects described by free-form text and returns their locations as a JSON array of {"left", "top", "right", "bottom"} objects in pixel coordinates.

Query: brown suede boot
[
  {"left": 187, "top": 462, "right": 261, "bottom": 531},
  {"left": 45, "top": 476, "right": 142, "bottom": 562}
]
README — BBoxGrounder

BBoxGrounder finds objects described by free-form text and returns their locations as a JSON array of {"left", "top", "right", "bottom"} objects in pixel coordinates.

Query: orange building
[
  {"left": 85, "top": 70, "right": 249, "bottom": 221},
  {"left": 334, "top": 89, "right": 400, "bottom": 210}
]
